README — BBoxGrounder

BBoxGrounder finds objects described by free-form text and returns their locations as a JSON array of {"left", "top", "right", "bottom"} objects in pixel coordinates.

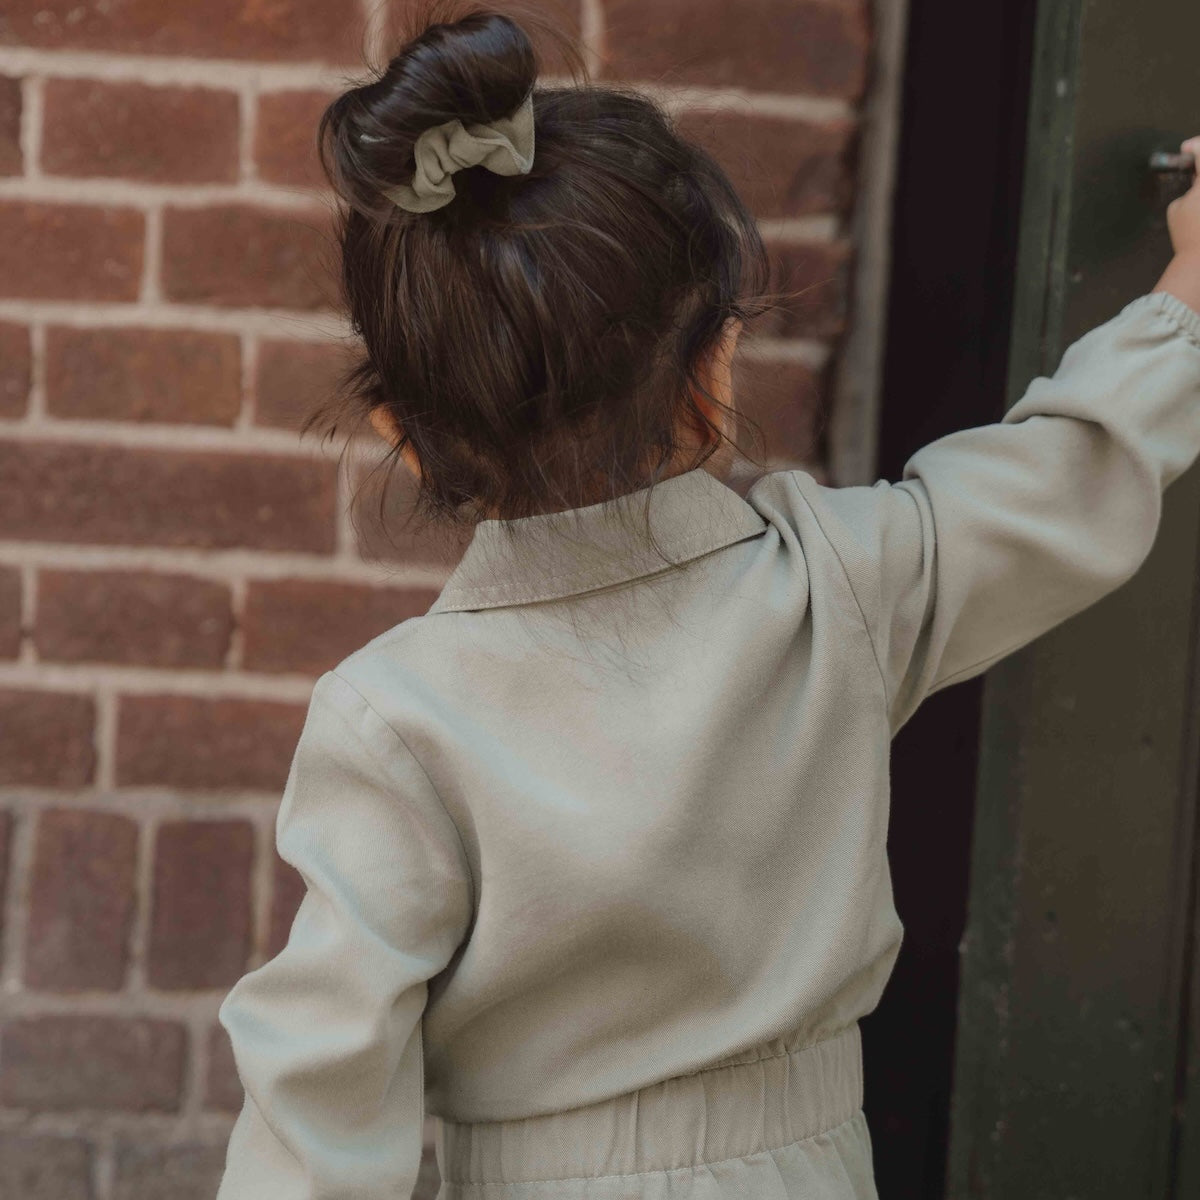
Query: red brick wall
[{"left": 0, "top": 1, "right": 872, "bottom": 1194}]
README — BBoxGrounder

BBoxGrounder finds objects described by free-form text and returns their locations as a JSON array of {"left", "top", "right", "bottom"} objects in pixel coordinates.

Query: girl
[{"left": 215, "top": 4, "right": 1200, "bottom": 1197}]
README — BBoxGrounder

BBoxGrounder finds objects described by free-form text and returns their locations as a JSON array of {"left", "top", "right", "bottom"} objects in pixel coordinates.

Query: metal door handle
[{"left": 1150, "top": 151, "right": 1196, "bottom": 173}]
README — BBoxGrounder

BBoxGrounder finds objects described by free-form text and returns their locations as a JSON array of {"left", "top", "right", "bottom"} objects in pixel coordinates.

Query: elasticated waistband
[{"left": 436, "top": 1022, "right": 863, "bottom": 1186}]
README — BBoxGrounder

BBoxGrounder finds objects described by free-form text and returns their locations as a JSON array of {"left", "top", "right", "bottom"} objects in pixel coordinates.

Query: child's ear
[
  {"left": 722, "top": 317, "right": 743, "bottom": 359},
  {"left": 706, "top": 318, "right": 742, "bottom": 408},
  {"left": 368, "top": 404, "right": 404, "bottom": 447},
  {"left": 369, "top": 405, "right": 424, "bottom": 483}
]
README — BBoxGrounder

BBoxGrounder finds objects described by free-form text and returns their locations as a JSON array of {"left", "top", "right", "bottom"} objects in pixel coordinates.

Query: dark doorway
[{"left": 858, "top": 0, "right": 1040, "bottom": 1195}]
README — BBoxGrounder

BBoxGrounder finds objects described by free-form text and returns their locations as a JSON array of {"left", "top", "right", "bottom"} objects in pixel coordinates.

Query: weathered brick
[
  {"left": 112, "top": 1140, "right": 229, "bottom": 1200},
  {"left": 0, "top": 0, "right": 365, "bottom": 62},
  {"left": 733, "top": 356, "right": 827, "bottom": 463},
  {"left": 243, "top": 578, "right": 438, "bottom": 675},
  {"left": 255, "top": 336, "right": 355, "bottom": 430},
  {"left": 255, "top": 88, "right": 336, "bottom": 188},
  {"left": 117, "top": 694, "right": 306, "bottom": 790},
  {"left": 0, "top": 688, "right": 94, "bottom": 787},
  {"left": 25, "top": 807, "right": 138, "bottom": 991},
  {"left": 676, "top": 111, "right": 857, "bottom": 219},
  {"left": 148, "top": 819, "right": 254, "bottom": 989},
  {"left": 0, "top": 75, "right": 21, "bottom": 175},
  {"left": 36, "top": 569, "right": 233, "bottom": 669},
  {"left": 42, "top": 79, "right": 239, "bottom": 183},
  {"left": 604, "top": 0, "right": 870, "bottom": 98},
  {"left": 0, "top": 321, "right": 31, "bottom": 415},
  {"left": 267, "top": 854, "right": 305, "bottom": 960},
  {"left": 752, "top": 240, "right": 853, "bottom": 340},
  {"left": 45, "top": 325, "right": 241, "bottom": 425},
  {"left": 0, "top": 201, "right": 144, "bottom": 301},
  {"left": 162, "top": 204, "right": 336, "bottom": 310},
  {"left": 204, "top": 1021, "right": 243, "bottom": 1113},
  {"left": 0, "top": 1015, "right": 186, "bottom": 1112},
  {"left": 0, "top": 564, "right": 20, "bottom": 657},
  {"left": 0, "top": 1132, "right": 93, "bottom": 1200},
  {"left": 353, "top": 461, "right": 474, "bottom": 568},
  {"left": 0, "top": 441, "right": 337, "bottom": 552}
]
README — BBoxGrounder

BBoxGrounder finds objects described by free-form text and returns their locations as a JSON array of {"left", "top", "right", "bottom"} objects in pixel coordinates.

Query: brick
[
  {"left": 267, "top": 854, "right": 305, "bottom": 960},
  {"left": 42, "top": 79, "right": 239, "bottom": 183},
  {"left": 353, "top": 461, "right": 474, "bottom": 568},
  {"left": 38, "top": 565, "right": 228, "bottom": 663},
  {"left": 36, "top": 568, "right": 232, "bottom": 669},
  {"left": 752, "top": 240, "right": 853, "bottom": 340},
  {"left": 113, "top": 1140, "right": 228, "bottom": 1200},
  {"left": 0, "top": 1015, "right": 186, "bottom": 1112},
  {"left": 0, "top": 1132, "right": 93, "bottom": 1200},
  {"left": 162, "top": 204, "right": 336, "bottom": 309},
  {"left": 604, "top": 0, "right": 870, "bottom": 98},
  {"left": 0, "top": 201, "right": 143, "bottom": 301},
  {"left": 0, "top": 689, "right": 94, "bottom": 787},
  {"left": 255, "top": 88, "right": 336, "bottom": 188},
  {"left": 148, "top": 819, "right": 254, "bottom": 989},
  {"left": 45, "top": 325, "right": 241, "bottom": 425},
  {"left": 0, "top": 565, "right": 19, "bottom": 657},
  {"left": 255, "top": 337, "right": 354, "bottom": 430},
  {"left": 243, "top": 578, "right": 438, "bottom": 675},
  {"left": 0, "top": 75, "right": 20, "bottom": 175},
  {"left": 117, "top": 694, "right": 306, "bottom": 790},
  {"left": 0, "top": 321, "right": 31, "bottom": 415},
  {"left": 204, "top": 1021, "right": 243, "bottom": 1112},
  {"left": 25, "top": 807, "right": 138, "bottom": 991},
  {"left": 676, "top": 111, "right": 857, "bottom": 220},
  {"left": 0, "top": 441, "right": 337, "bottom": 552},
  {"left": 733, "top": 356, "right": 827, "bottom": 463},
  {"left": 0, "top": 0, "right": 365, "bottom": 62}
]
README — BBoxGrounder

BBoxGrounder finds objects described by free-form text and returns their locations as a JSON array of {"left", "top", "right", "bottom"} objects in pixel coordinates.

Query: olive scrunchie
[{"left": 381, "top": 92, "right": 535, "bottom": 213}]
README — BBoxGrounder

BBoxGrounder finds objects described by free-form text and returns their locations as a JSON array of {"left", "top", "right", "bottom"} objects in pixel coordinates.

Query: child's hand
[{"left": 1166, "top": 137, "right": 1200, "bottom": 261}]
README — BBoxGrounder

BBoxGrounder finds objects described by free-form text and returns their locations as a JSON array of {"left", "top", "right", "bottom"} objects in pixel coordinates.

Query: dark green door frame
[{"left": 945, "top": 0, "right": 1200, "bottom": 1196}]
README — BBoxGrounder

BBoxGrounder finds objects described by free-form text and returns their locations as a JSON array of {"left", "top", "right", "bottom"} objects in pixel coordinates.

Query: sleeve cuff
[{"left": 1124, "top": 289, "right": 1200, "bottom": 349}]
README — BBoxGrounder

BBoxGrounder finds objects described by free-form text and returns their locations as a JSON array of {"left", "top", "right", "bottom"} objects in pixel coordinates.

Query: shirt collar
[{"left": 427, "top": 466, "right": 769, "bottom": 614}]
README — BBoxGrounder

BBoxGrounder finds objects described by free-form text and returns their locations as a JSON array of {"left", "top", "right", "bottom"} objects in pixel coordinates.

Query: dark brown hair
[{"left": 310, "top": 0, "right": 776, "bottom": 568}]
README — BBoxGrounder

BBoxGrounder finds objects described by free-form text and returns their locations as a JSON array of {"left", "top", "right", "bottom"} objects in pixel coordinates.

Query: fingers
[{"left": 1182, "top": 136, "right": 1200, "bottom": 182}]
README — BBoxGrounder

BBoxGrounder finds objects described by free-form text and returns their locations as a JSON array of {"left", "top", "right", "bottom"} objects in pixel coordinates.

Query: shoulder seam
[
  {"left": 326, "top": 669, "right": 478, "bottom": 921},
  {"left": 786, "top": 473, "right": 892, "bottom": 712}
]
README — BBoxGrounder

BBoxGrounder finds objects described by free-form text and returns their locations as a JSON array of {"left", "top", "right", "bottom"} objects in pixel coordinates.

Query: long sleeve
[
  {"left": 215, "top": 669, "right": 474, "bottom": 1200},
  {"left": 790, "top": 289, "right": 1200, "bottom": 734}
]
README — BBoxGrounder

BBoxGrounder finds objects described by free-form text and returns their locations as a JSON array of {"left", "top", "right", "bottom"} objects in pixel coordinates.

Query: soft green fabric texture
[
  {"left": 382, "top": 92, "right": 535, "bottom": 214},
  {"left": 216, "top": 290, "right": 1200, "bottom": 1199}
]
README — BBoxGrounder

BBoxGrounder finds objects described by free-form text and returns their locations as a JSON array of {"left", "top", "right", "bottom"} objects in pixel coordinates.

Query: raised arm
[
  {"left": 215, "top": 669, "right": 473, "bottom": 1200},
  {"left": 783, "top": 142, "right": 1200, "bottom": 734},
  {"left": 796, "top": 283, "right": 1200, "bottom": 735}
]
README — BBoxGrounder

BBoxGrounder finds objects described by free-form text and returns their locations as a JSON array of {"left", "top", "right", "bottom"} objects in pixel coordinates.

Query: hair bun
[{"left": 320, "top": 5, "right": 542, "bottom": 216}]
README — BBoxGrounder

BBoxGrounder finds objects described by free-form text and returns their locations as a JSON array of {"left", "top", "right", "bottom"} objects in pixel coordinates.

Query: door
[
  {"left": 944, "top": 0, "right": 1200, "bottom": 1197},
  {"left": 859, "top": 0, "right": 1039, "bottom": 1194}
]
